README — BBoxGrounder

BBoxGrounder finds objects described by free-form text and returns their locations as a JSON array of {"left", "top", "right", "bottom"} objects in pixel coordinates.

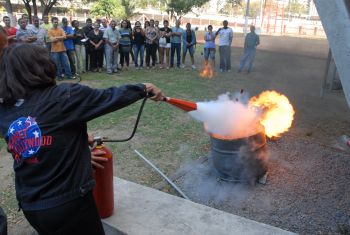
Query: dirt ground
[{"left": 1, "top": 34, "right": 350, "bottom": 235}]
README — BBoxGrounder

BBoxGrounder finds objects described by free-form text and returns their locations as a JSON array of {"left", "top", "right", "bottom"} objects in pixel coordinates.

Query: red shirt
[{"left": 4, "top": 27, "right": 17, "bottom": 45}]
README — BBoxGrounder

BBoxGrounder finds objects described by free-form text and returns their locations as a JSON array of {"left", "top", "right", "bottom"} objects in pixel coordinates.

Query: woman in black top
[
  {"left": 0, "top": 43, "right": 165, "bottom": 235},
  {"left": 132, "top": 21, "right": 146, "bottom": 69},
  {"left": 158, "top": 20, "right": 172, "bottom": 69},
  {"left": 88, "top": 22, "right": 104, "bottom": 72}
]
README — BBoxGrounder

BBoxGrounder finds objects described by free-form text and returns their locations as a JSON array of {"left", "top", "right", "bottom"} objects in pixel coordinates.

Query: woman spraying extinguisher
[{"left": 0, "top": 43, "right": 165, "bottom": 235}]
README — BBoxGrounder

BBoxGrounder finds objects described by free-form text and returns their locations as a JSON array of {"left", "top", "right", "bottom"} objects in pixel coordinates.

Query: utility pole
[{"left": 244, "top": 0, "right": 251, "bottom": 35}]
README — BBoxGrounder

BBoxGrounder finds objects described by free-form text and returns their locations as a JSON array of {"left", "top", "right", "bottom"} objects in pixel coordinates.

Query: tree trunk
[
  {"left": 23, "top": 0, "right": 33, "bottom": 23},
  {"left": 33, "top": 0, "right": 38, "bottom": 16},
  {"left": 43, "top": 0, "right": 58, "bottom": 17},
  {"left": 4, "top": 0, "right": 15, "bottom": 26},
  {"left": 5, "top": 0, "right": 13, "bottom": 15}
]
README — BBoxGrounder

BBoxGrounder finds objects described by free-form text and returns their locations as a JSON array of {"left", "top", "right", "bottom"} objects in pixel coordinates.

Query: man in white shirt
[{"left": 216, "top": 20, "right": 233, "bottom": 72}]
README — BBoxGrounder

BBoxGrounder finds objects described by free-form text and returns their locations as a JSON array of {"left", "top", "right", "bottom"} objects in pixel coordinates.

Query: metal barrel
[{"left": 210, "top": 132, "right": 268, "bottom": 182}]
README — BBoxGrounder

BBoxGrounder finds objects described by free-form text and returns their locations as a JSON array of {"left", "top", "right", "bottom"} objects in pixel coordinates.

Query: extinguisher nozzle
[{"left": 163, "top": 97, "right": 197, "bottom": 112}]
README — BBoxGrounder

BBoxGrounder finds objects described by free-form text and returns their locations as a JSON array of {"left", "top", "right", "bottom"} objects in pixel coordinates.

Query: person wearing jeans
[
  {"left": 103, "top": 20, "right": 121, "bottom": 74},
  {"left": 62, "top": 17, "right": 76, "bottom": 76},
  {"left": 239, "top": 25, "right": 260, "bottom": 73},
  {"left": 119, "top": 20, "right": 132, "bottom": 70},
  {"left": 170, "top": 20, "right": 183, "bottom": 68},
  {"left": 145, "top": 19, "right": 158, "bottom": 69},
  {"left": 216, "top": 20, "right": 233, "bottom": 72},
  {"left": 48, "top": 17, "right": 74, "bottom": 80},
  {"left": 132, "top": 21, "right": 145, "bottom": 69}
]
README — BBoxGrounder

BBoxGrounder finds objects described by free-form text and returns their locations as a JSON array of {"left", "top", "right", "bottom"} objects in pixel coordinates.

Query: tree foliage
[
  {"left": 218, "top": 0, "right": 244, "bottom": 16},
  {"left": 286, "top": 0, "right": 308, "bottom": 17},
  {"left": 137, "top": 0, "right": 210, "bottom": 20},
  {"left": 165, "top": 0, "right": 210, "bottom": 19},
  {"left": 90, "top": 0, "right": 136, "bottom": 19}
]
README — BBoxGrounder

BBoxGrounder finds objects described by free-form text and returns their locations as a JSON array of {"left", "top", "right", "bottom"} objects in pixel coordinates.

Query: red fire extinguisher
[{"left": 92, "top": 138, "right": 114, "bottom": 218}]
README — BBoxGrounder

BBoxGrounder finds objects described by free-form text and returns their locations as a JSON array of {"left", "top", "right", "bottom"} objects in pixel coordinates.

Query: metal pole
[
  {"left": 281, "top": 0, "right": 285, "bottom": 34},
  {"left": 134, "top": 149, "right": 190, "bottom": 200},
  {"left": 244, "top": 0, "right": 251, "bottom": 35},
  {"left": 320, "top": 49, "right": 332, "bottom": 98}
]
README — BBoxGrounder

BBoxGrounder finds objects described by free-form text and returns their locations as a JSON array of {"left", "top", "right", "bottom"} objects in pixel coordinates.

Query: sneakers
[
  {"left": 180, "top": 64, "right": 185, "bottom": 69},
  {"left": 220, "top": 69, "right": 224, "bottom": 72},
  {"left": 192, "top": 65, "right": 196, "bottom": 70}
]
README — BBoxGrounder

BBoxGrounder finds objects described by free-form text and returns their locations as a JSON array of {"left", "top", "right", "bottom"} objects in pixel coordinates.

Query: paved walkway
[{"left": 102, "top": 177, "right": 296, "bottom": 235}]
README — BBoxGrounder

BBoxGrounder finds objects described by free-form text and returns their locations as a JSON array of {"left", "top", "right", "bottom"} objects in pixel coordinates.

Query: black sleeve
[{"left": 59, "top": 83, "right": 147, "bottom": 126}]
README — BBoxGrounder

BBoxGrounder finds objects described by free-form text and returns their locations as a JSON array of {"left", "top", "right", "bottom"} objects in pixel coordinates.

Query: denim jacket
[{"left": 182, "top": 30, "right": 197, "bottom": 47}]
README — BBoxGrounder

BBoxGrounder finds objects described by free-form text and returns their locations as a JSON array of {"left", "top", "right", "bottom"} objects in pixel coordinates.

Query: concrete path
[{"left": 102, "top": 177, "right": 296, "bottom": 235}]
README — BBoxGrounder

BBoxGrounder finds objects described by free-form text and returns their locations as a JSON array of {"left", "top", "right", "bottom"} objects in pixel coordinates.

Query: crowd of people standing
[{"left": 2, "top": 15, "right": 260, "bottom": 80}]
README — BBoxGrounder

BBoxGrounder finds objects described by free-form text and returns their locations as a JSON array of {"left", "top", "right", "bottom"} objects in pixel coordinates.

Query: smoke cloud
[{"left": 188, "top": 92, "right": 263, "bottom": 139}]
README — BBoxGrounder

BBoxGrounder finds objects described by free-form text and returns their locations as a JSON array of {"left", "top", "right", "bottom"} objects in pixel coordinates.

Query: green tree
[
  {"left": 137, "top": 0, "right": 210, "bottom": 20},
  {"left": 286, "top": 0, "right": 307, "bottom": 17},
  {"left": 240, "top": 1, "right": 261, "bottom": 19},
  {"left": 165, "top": 0, "right": 210, "bottom": 20},
  {"left": 218, "top": 0, "right": 243, "bottom": 16},
  {"left": 90, "top": 0, "right": 136, "bottom": 19}
]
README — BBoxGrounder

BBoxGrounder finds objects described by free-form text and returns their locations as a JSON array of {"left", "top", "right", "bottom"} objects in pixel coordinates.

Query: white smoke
[{"left": 189, "top": 92, "right": 263, "bottom": 139}]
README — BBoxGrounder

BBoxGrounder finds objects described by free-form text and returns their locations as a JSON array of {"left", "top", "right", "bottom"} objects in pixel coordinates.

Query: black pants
[
  {"left": 120, "top": 45, "right": 130, "bottom": 67},
  {"left": 23, "top": 192, "right": 105, "bottom": 235},
  {"left": 0, "top": 207, "right": 7, "bottom": 235},
  {"left": 146, "top": 43, "right": 157, "bottom": 67},
  {"left": 90, "top": 49, "right": 104, "bottom": 70},
  {"left": 85, "top": 45, "right": 90, "bottom": 71}
]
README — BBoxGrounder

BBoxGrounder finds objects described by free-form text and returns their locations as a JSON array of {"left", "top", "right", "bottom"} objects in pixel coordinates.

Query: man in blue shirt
[
  {"left": 62, "top": 17, "right": 76, "bottom": 75},
  {"left": 238, "top": 25, "right": 260, "bottom": 73},
  {"left": 170, "top": 20, "right": 183, "bottom": 68},
  {"left": 16, "top": 18, "right": 37, "bottom": 43}
]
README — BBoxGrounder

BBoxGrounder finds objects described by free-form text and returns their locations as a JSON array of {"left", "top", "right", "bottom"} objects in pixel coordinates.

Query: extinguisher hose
[{"left": 102, "top": 95, "right": 148, "bottom": 143}]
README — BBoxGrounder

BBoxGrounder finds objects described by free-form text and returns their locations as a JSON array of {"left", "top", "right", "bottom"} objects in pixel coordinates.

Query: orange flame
[
  {"left": 199, "top": 63, "right": 214, "bottom": 79},
  {"left": 249, "top": 91, "right": 295, "bottom": 138}
]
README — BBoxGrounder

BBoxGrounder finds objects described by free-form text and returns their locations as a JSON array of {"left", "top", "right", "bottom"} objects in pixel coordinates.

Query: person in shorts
[
  {"left": 158, "top": 20, "right": 172, "bottom": 69},
  {"left": 181, "top": 23, "right": 196, "bottom": 70}
]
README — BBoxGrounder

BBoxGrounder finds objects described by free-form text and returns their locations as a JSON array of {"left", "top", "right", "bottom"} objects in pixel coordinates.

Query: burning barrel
[{"left": 210, "top": 132, "right": 268, "bottom": 183}]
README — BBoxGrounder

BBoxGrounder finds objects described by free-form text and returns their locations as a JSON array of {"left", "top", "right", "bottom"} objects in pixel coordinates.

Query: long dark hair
[{"left": 0, "top": 44, "right": 56, "bottom": 106}]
